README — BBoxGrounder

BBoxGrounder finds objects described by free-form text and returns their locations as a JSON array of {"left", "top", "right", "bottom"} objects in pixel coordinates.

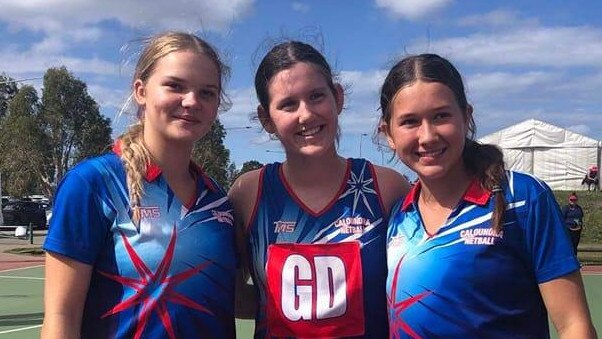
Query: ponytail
[
  {"left": 118, "top": 122, "right": 152, "bottom": 225},
  {"left": 462, "top": 140, "right": 507, "bottom": 233}
]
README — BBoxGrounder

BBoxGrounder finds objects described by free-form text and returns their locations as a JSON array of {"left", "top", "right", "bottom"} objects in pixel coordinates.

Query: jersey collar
[
  {"left": 400, "top": 178, "right": 491, "bottom": 212},
  {"left": 112, "top": 140, "right": 217, "bottom": 192}
]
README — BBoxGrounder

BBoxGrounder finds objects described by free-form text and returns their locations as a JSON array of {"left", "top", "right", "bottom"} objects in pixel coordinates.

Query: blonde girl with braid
[
  {"left": 379, "top": 54, "right": 596, "bottom": 338},
  {"left": 42, "top": 32, "right": 238, "bottom": 339}
]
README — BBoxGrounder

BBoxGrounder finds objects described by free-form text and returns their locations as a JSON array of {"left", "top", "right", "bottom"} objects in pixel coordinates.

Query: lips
[
  {"left": 174, "top": 115, "right": 200, "bottom": 123},
  {"left": 416, "top": 148, "right": 445, "bottom": 158},
  {"left": 297, "top": 125, "right": 322, "bottom": 137}
]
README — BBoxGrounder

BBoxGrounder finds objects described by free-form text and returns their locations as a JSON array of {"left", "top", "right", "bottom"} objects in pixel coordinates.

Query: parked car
[{"left": 1, "top": 200, "right": 47, "bottom": 229}]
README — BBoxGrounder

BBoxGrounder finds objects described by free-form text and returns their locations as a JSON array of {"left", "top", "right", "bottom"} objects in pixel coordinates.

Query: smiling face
[
  {"left": 260, "top": 62, "right": 343, "bottom": 157},
  {"left": 384, "top": 80, "right": 470, "bottom": 182},
  {"left": 134, "top": 50, "right": 220, "bottom": 147}
]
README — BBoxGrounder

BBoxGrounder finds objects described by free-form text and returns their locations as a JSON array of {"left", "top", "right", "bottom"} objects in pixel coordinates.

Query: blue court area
[{"left": 0, "top": 266, "right": 600, "bottom": 338}]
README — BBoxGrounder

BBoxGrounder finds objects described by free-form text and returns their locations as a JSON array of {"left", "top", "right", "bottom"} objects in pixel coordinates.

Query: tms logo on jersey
[
  {"left": 273, "top": 221, "right": 296, "bottom": 233},
  {"left": 265, "top": 242, "right": 365, "bottom": 337}
]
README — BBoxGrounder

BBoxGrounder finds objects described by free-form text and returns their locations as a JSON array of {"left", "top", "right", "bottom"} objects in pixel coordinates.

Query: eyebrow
[
  {"left": 164, "top": 75, "right": 219, "bottom": 89},
  {"left": 396, "top": 104, "right": 454, "bottom": 117}
]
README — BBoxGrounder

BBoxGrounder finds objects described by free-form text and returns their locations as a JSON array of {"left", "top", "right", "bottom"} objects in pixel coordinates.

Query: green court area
[{"left": 0, "top": 266, "right": 600, "bottom": 338}]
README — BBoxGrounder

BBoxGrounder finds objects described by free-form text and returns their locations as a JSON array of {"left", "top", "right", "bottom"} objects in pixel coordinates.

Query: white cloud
[
  {"left": 220, "top": 87, "right": 257, "bottom": 128},
  {"left": 292, "top": 2, "right": 310, "bottom": 13},
  {"left": 457, "top": 10, "right": 539, "bottom": 28},
  {"left": 466, "top": 71, "right": 562, "bottom": 99},
  {"left": 415, "top": 26, "right": 602, "bottom": 68},
  {"left": 0, "top": 0, "right": 255, "bottom": 34},
  {"left": 375, "top": 0, "right": 452, "bottom": 20},
  {"left": 0, "top": 50, "right": 118, "bottom": 76}
]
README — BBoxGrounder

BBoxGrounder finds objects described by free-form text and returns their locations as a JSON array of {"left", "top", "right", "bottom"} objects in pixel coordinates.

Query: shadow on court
[{"left": 0, "top": 312, "right": 44, "bottom": 327}]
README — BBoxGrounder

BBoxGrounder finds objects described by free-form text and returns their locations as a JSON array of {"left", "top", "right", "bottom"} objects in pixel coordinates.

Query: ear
[
  {"left": 334, "top": 83, "right": 344, "bottom": 115},
  {"left": 465, "top": 104, "right": 473, "bottom": 126},
  {"left": 133, "top": 79, "right": 146, "bottom": 106},
  {"left": 257, "top": 105, "right": 276, "bottom": 134},
  {"left": 380, "top": 121, "right": 396, "bottom": 150}
]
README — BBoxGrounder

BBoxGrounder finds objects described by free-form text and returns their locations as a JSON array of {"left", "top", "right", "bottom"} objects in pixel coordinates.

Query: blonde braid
[{"left": 118, "top": 123, "right": 151, "bottom": 225}]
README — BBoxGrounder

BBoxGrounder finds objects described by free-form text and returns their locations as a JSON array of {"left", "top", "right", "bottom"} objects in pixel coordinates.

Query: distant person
[
  {"left": 582, "top": 165, "right": 599, "bottom": 191},
  {"left": 379, "top": 53, "right": 596, "bottom": 338},
  {"left": 562, "top": 192, "right": 585, "bottom": 254},
  {"left": 229, "top": 41, "right": 410, "bottom": 338},
  {"left": 41, "top": 32, "right": 237, "bottom": 338}
]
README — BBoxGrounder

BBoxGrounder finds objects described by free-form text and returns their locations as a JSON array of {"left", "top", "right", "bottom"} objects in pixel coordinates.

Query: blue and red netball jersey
[
  {"left": 386, "top": 171, "right": 579, "bottom": 338},
  {"left": 44, "top": 150, "right": 237, "bottom": 338},
  {"left": 247, "top": 158, "right": 389, "bottom": 338}
]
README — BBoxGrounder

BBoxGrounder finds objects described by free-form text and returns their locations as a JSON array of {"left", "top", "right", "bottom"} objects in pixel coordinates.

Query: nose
[
  {"left": 298, "top": 101, "right": 314, "bottom": 124},
  {"left": 182, "top": 91, "right": 200, "bottom": 108},
  {"left": 418, "top": 121, "right": 438, "bottom": 145}
]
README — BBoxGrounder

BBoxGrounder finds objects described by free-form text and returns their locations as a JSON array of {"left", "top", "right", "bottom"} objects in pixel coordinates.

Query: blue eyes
[
  {"left": 165, "top": 82, "right": 217, "bottom": 99},
  {"left": 398, "top": 113, "right": 451, "bottom": 127},
  {"left": 277, "top": 92, "right": 326, "bottom": 111}
]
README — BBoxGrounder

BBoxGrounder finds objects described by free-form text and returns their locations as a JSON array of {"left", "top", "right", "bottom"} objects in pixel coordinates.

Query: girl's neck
[
  {"left": 143, "top": 134, "right": 193, "bottom": 181},
  {"left": 282, "top": 150, "right": 346, "bottom": 188},
  {"left": 419, "top": 165, "right": 471, "bottom": 209}
]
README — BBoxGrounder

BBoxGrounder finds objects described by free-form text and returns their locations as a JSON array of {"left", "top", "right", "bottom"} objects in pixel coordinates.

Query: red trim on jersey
[
  {"left": 112, "top": 140, "right": 216, "bottom": 192},
  {"left": 400, "top": 181, "right": 420, "bottom": 211},
  {"left": 463, "top": 179, "right": 491, "bottom": 206},
  {"left": 245, "top": 167, "right": 265, "bottom": 233},
  {"left": 401, "top": 178, "right": 491, "bottom": 212},
  {"left": 367, "top": 162, "right": 387, "bottom": 217},
  {"left": 279, "top": 159, "right": 352, "bottom": 218}
]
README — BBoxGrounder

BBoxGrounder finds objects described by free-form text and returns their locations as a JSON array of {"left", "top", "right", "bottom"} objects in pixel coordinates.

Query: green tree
[
  {"left": 0, "top": 85, "right": 47, "bottom": 197},
  {"left": 226, "top": 162, "right": 238, "bottom": 189},
  {"left": 40, "top": 67, "right": 112, "bottom": 197},
  {"left": 239, "top": 160, "right": 263, "bottom": 175},
  {"left": 192, "top": 119, "right": 230, "bottom": 189},
  {"left": 0, "top": 73, "right": 19, "bottom": 119}
]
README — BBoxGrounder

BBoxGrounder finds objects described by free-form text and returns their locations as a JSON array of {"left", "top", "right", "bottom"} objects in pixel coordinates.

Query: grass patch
[
  {"left": 5, "top": 247, "right": 45, "bottom": 256},
  {"left": 579, "top": 252, "right": 602, "bottom": 266}
]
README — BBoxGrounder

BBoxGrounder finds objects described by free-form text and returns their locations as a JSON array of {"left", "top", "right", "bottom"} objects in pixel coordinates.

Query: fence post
[{"left": 29, "top": 222, "right": 34, "bottom": 244}]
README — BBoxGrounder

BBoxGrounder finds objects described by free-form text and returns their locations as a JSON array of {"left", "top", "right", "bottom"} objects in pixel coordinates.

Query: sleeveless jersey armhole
[
  {"left": 367, "top": 161, "right": 388, "bottom": 217},
  {"left": 245, "top": 167, "right": 266, "bottom": 233}
]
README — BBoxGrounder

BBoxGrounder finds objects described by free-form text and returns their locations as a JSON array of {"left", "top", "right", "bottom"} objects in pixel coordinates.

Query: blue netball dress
[
  {"left": 247, "top": 158, "right": 389, "bottom": 338},
  {"left": 44, "top": 147, "right": 237, "bottom": 338},
  {"left": 386, "top": 171, "right": 579, "bottom": 338}
]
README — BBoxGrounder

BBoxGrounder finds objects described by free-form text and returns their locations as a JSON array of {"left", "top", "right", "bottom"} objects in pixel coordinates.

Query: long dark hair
[
  {"left": 379, "top": 54, "right": 507, "bottom": 232},
  {"left": 254, "top": 41, "right": 338, "bottom": 114}
]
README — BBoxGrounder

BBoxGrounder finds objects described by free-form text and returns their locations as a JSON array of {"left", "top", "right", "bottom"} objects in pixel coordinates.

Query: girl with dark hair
[
  {"left": 42, "top": 32, "right": 237, "bottom": 338},
  {"left": 379, "top": 53, "right": 596, "bottom": 338},
  {"left": 229, "top": 41, "right": 409, "bottom": 338}
]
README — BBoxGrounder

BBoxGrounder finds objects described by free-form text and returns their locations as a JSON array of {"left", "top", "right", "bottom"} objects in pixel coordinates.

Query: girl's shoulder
[{"left": 65, "top": 152, "right": 123, "bottom": 186}]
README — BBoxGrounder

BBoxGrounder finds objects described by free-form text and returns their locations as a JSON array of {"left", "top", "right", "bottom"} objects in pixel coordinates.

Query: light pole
[
  {"left": 359, "top": 133, "right": 368, "bottom": 158},
  {"left": 0, "top": 76, "right": 44, "bottom": 85},
  {"left": 225, "top": 126, "right": 253, "bottom": 131}
]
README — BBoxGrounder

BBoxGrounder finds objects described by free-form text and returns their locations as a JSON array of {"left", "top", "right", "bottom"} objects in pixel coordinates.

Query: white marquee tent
[{"left": 479, "top": 119, "right": 601, "bottom": 191}]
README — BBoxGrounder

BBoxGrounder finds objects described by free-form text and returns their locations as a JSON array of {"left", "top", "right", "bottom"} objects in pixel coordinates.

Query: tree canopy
[
  {"left": 0, "top": 74, "right": 18, "bottom": 119},
  {"left": 0, "top": 67, "right": 112, "bottom": 198},
  {"left": 0, "top": 85, "right": 47, "bottom": 197},
  {"left": 39, "top": 67, "right": 112, "bottom": 196},
  {"left": 192, "top": 119, "right": 231, "bottom": 189}
]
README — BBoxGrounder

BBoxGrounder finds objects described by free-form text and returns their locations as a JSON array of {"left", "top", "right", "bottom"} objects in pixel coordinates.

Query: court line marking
[
  {"left": 0, "top": 275, "right": 44, "bottom": 280},
  {"left": 0, "top": 264, "right": 44, "bottom": 273},
  {"left": 0, "top": 324, "right": 43, "bottom": 335}
]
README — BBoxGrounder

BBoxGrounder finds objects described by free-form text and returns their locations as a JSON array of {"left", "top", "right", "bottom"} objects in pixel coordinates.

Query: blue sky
[{"left": 1, "top": 0, "right": 601, "bottom": 178}]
